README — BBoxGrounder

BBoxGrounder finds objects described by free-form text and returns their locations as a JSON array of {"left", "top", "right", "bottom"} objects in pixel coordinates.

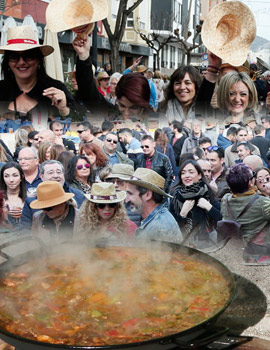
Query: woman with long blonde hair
[{"left": 77, "top": 182, "right": 137, "bottom": 239}]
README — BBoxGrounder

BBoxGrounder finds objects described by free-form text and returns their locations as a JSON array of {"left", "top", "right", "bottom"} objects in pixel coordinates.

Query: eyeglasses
[
  {"left": 8, "top": 51, "right": 38, "bottom": 62},
  {"left": 96, "top": 203, "right": 117, "bottom": 209},
  {"left": 141, "top": 145, "right": 150, "bottom": 149},
  {"left": 77, "top": 163, "right": 90, "bottom": 170},
  {"left": 256, "top": 176, "right": 270, "bottom": 184},
  {"left": 77, "top": 129, "right": 87, "bottom": 134},
  {"left": 105, "top": 178, "right": 124, "bottom": 185},
  {"left": 207, "top": 146, "right": 219, "bottom": 151},
  {"left": 18, "top": 157, "right": 37, "bottom": 162},
  {"left": 105, "top": 138, "right": 118, "bottom": 144}
]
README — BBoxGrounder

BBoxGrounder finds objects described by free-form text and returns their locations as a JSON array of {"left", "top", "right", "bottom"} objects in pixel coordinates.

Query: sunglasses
[
  {"left": 77, "top": 129, "right": 87, "bottom": 134},
  {"left": 8, "top": 51, "right": 39, "bottom": 62},
  {"left": 256, "top": 176, "right": 270, "bottom": 184},
  {"left": 141, "top": 145, "right": 150, "bottom": 149},
  {"left": 96, "top": 203, "right": 117, "bottom": 209},
  {"left": 207, "top": 146, "right": 219, "bottom": 151},
  {"left": 77, "top": 163, "right": 90, "bottom": 170},
  {"left": 106, "top": 138, "right": 118, "bottom": 144},
  {"left": 43, "top": 207, "right": 54, "bottom": 212}
]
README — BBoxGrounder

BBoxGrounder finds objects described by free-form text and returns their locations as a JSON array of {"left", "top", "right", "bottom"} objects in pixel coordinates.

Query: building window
[
  {"left": 174, "top": 1, "right": 181, "bottom": 25},
  {"left": 0, "top": 0, "right": 5, "bottom": 11},
  {"left": 178, "top": 48, "right": 182, "bottom": 67},
  {"left": 139, "top": 21, "right": 145, "bottom": 30},
  {"left": 161, "top": 46, "right": 168, "bottom": 68},
  {"left": 170, "top": 46, "right": 175, "bottom": 69},
  {"left": 127, "top": 12, "right": 134, "bottom": 28}
]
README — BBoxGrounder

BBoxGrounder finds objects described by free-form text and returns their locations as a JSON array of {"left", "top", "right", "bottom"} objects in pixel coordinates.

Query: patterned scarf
[
  {"left": 165, "top": 98, "right": 195, "bottom": 124},
  {"left": 74, "top": 178, "right": 91, "bottom": 194}
]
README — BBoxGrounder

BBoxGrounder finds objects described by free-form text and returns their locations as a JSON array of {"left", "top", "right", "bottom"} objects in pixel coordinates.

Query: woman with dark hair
[
  {"left": 169, "top": 159, "right": 221, "bottom": 251},
  {"left": 159, "top": 66, "right": 202, "bottom": 125},
  {"left": 154, "top": 128, "right": 177, "bottom": 176},
  {"left": 115, "top": 73, "right": 151, "bottom": 124},
  {"left": 0, "top": 161, "right": 26, "bottom": 227},
  {"left": 66, "top": 155, "right": 94, "bottom": 194},
  {"left": 79, "top": 143, "right": 108, "bottom": 182},
  {"left": 0, "top": 26, "right": 74, "bottom": 120},
  {"left": 254, "top": 167, "right": 270, "bottom": 197},
  {"left": 222, "top": 163, "right": 270, "bottom": 264}
]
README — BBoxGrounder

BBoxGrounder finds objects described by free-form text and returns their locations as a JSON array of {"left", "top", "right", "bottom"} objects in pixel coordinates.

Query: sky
[{"left": 240, "top": 0, "right": 270, "bottom": 41}]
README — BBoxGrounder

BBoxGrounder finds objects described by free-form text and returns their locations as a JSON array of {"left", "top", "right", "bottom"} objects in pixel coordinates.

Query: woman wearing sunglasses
[
  {"left": 77, "top": 182, "right": 137, "bottom": 240},
  {"left": 0, "top": 26, "right": 74, "bottom": 121},
  {"left": 66, "top": 155, "right": 94, "bottom": 194},
  {"left": 254, "top": 167, "right": 270, "bottom": 197}
]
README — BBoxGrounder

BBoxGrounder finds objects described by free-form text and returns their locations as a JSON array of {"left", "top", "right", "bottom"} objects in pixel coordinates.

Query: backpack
[{"left": 217, "top": 195, "right": 259, "bottom": 240}]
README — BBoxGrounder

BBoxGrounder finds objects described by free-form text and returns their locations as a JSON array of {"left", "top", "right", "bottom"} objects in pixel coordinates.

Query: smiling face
[
  {"left": 173, "top": 73, "right": 196, "bottom": 107},
  {"left": 226, "top": 81, "right": 249, "bottom": 116},
  {"left": 181, "top": 163, "right": 202, "bottom": 186},
  {"left": 3, "top": 167, "right": 22, "bottom": 192},
  {"left": 75, "top": 159, "right": 91, "bottom": 179},
  {"left": 256, "top": 169, "right": 270, "bottom": 196},
  {"left": 8, "top": 50, "right": 40, "bottom": 82}
]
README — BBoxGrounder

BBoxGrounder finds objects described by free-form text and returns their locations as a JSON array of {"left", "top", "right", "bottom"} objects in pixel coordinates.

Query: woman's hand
[
  {"left": 197, "top": 198, "right": 212, "bottom": 211},
  {"left": 43, "top": 87, "right": 69, "bottom": 116},
  {"left": 72, "top": 35, "right": 91, "bottom": 61},
  {"left": 180, "top": 200, "right": 195, "bottom": 218}
]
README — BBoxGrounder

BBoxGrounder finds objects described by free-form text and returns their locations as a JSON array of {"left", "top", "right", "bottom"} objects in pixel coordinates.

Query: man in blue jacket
[{"left": 20, "top": 160, "right": 85, "bottom": 231}]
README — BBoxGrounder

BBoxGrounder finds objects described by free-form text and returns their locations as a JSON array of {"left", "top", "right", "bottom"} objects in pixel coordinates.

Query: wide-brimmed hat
[
  {"left": 201, "top": 1, "right": 256, "bottom": 66},
  {"left": 205, "top": 118, "right": 216, "bottom": 129},
  {"left": 97, "top": 71, "right": 110, "bottom": 81},
  {"left": 46, "top": 0, "right": 108, "bottom": 33},
  {"left": 0, "top": 26, "right": 54, "bottom": 56},
  {"left": 125, "top": 168, "right": 172, "bottom": 198},
  {"left": 107, "top": 164, "right": 134, "bottom": 181},
  {"left": 85, "top": 182, "right": 126, "bottom": 204},
  {"left": 136, "top": 65, "right": 147, "bottom": 73},
  {"left": 30, "top": 181, "right": 74, "bottom": 210}
]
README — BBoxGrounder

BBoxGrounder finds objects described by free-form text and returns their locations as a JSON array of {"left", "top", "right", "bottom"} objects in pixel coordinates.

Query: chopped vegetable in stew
[{"left": 0, "top": 247, "right": 232, "bottom": 346}]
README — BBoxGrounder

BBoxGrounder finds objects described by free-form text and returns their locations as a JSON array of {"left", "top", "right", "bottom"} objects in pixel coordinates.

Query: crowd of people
[{"left": 1, "top": 4, "right": 270, "bottom": 266}]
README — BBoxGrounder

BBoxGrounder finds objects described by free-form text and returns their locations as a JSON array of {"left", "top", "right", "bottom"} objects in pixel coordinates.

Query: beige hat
[
  {"left": 136, "top": 65, "right": 147, "bottom": 73},
  {"left": 205, "top": 118, "right": 216, "bottom": 129},
  {"left": 220, "top": 60, "right": 250, "bottom": 74},
  {"left": 30, "top": 181, "right": 74, "bottom": 210},
  {"left": 201, "top": 1, "right": 256, "bottom": 66},
  {"left": 46, "top": 0, "right": 109, "bottom": 33},
  {"left": 85, "top": 182, "right": 126, "bottom": 204},
  {"left": 243, "top": 115, "right": 256, "bottom": 126},
  {"left": 106, "top": 164, "right": 134, "bottom": 181},
  {"left": 125, "top": 168, "right": 172, "bottom": 198},
  {"left": 0, "top": 26, "right": 54, "bottom": 56},
  {"left": 97, "top": 71, "right": 110, "bottom": 81}
]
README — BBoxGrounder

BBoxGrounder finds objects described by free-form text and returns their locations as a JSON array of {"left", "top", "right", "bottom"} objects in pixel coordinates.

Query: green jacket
[{"left": 221, "top": 192, "right": 270, "bottom": 241}]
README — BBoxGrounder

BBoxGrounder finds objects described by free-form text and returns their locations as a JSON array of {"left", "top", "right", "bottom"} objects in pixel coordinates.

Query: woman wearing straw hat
[
  {"left": 0, "top": 26, "right": 74, "bottom": 121},
  {"left": 77, "top": 182, "right": 137, "bottom": 240},
  {"left": 30, "top": 181, "right": 79, "bottom": 245}
]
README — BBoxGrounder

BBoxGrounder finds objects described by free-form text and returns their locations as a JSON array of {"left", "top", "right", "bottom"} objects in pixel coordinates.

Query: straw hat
[
  {"left": 0, "top": 26, "right": 54, "bottom": 56},
  {"left": 136, "top": 65, "right": 147, "bottom": 73},
  {"left": 30, "top": 181, "right": 74, "bottom": 210},
  {"left": 46, "top": 0, "right": 109, "bottom": 33},
  {"left": 125, "top": 168, "right": 172, "bottom": 198},
  {"left": 220, "top": 60, "right": 250, "bottom": 74},
  {"left": 97, "top": 71, "right": 110, "bottom": 81},
  {"left": 201, "top": 1, "right": 256, "bottom": 66},
  {"left": 106, "top": 164, "right": 134, "bottom": 181},
  {"left": 85, "top": 182, "right": 126, "bottom": 204},
  {"left": 205, "top": 118, "right": 216, "bottom": 130}
]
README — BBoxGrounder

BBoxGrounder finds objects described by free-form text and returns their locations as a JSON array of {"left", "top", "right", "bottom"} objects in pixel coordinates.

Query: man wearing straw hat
[
  {"left": 124, "top": 168, "right": 182, "bottom": 243},
  {"left": 30, "top": 181, "right": 79, "bottom": 245}
]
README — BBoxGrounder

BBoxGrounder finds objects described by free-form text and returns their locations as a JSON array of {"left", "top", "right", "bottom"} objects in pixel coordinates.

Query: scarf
[
  {"left": 171, "top": 180, "right": 211, "bottom": 237},
  {"left": 74, "top": 178, "right": 91, "bottom": 194},
  {"left": 165, "top": 98, "right": 195, "bottom": 124},
  {"left": 232, "top": 187, "right": 257, "bottom": 198}
]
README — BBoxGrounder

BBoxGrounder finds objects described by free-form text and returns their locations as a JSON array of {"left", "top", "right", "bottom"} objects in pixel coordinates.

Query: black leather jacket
[{"left": 135, "top": 151, "right": 173, "bottom": 193}]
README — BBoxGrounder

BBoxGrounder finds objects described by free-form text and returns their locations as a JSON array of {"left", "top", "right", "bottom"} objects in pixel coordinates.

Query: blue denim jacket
[{"left": 135, "top": 203, "right": 183, "bottom": 243}]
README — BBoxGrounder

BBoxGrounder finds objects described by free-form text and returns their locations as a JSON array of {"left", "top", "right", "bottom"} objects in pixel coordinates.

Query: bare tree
[{"left": 102, "top": 0, "right": 144, "bottom": 72}]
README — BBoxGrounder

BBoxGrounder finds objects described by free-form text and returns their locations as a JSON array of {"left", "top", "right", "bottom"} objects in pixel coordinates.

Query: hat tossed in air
[
  {"left": 201, "top": 1, "right": 256, "bottom": 66},
  {"left": 30, "top": 181, "right": 74, "bottom": 210},
  {"left": 125, "top": 168, "right": 172, "bottom": 198},
  {"left": 0, "top": 26, "right": 54, "bottom": 56},
  {"left": 46, "top": 0, "right": 109, "bottom": 33},
  {"left": 85, "top": 182, "right": 126, "bottom": 204}
]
